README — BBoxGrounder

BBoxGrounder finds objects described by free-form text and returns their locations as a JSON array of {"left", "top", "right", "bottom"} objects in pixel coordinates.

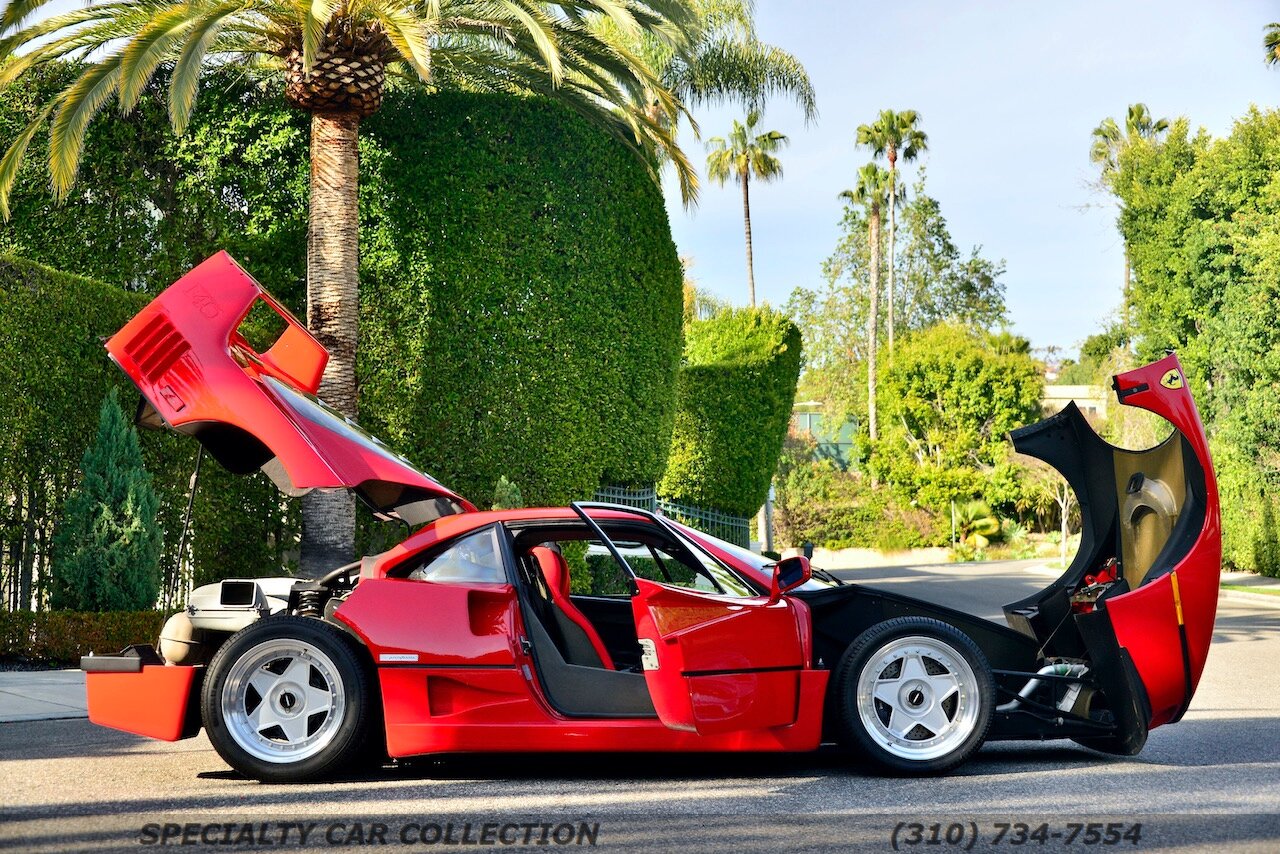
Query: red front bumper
[{"left": 84, "top": 661, "right": 203, "bottom": 741}]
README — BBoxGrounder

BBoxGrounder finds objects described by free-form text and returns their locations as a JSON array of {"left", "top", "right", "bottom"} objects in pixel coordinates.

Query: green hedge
[
  {"left": 2, "top": 72, "right": 684, "bottom": 605},
  {"left": 357, "top": 90, "right": 684, "bottom": 506},
  {"left": 4, "top": 70, "right": 683, "bottom": 531},
  {"left": 0, "top": 257, "right": 296, "bottom": 607},
  {"left": 773, "top": 438, "right": 944, "bottom": 550},
  {"left": 658, "top": 308, "right": 802, "bottom": 517},
  {"left": 0, "top": 610, "right": 166, "bottom": 664}
]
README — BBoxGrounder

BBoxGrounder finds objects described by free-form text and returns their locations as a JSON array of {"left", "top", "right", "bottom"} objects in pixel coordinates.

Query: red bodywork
[
  {"left": 84, "top": 254, "right": 1221, "bottom": 760},
  {"left": 1103, "top": 355, "right": 1221, "bottom": 727},
  {"left": 105, "top": 252, "right": 473, "bottom": 523},
  {"left": 336, "top": 507, "right": 825, "bottom": 756}
]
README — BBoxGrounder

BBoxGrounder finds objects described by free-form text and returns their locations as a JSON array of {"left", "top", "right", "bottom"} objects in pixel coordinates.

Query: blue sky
[{"left": 662, "top": 0, "right": 1280, "bottom": 355}]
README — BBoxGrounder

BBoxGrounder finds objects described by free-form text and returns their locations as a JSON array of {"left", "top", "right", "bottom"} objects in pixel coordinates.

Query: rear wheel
[
  {"left": 202, "top": 616, "right": 373, "bottom": 782},
  {"left": 835, "top": 617, "right": 994, "bottom": 775}
]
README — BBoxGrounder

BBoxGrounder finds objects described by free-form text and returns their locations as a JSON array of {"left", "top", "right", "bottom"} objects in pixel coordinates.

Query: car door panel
[{"left": 630, "top": 577, "right": 804, "bottom": 735}]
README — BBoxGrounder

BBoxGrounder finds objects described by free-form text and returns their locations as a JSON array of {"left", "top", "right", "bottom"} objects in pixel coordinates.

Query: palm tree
[
  {"left": 598, "top": 0, "right": 817, "bottom": 128},
  {"left": 856, "top": 109, "right": 926, "bottom": 358},
  {"left": 1090, "top": 103, "right": 1169, "bottom": 327},
  {"left": 838, "top": 163, "right": 891, "bottom": 442},
  {"left": 1264, "top": 22, "right": 1280, "bottom": 66},
  {"left": 705, "top": 110, "right": 785, "bottom": 307},
  {"left": 0, "top": 0, "right": 700, "bottom": 576}
]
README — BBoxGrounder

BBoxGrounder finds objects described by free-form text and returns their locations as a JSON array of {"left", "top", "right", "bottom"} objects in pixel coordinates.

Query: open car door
[
  {"left": 571, "top": 503, "right": 807, "bottom": 736},
  {"left": 630, "top": 578, "right": 807, "bottom": 735}
]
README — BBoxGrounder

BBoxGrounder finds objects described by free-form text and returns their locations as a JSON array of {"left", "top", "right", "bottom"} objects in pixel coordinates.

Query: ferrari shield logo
[{"left": 1160, "top": 369, "right": 1184, "bottom": 390}]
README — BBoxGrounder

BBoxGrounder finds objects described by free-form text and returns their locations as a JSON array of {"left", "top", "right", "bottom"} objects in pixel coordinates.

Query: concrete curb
[{"left": 1217, "top": 587, "right": 1280, "bottom": 609}]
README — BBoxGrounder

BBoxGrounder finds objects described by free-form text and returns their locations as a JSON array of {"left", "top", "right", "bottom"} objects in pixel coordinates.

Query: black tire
[
  {"left": 834, "top": 617, "right": 994, "bottom": 776},
  {"left": 202, "top": 616, "right": 374, "bottom": 783}
]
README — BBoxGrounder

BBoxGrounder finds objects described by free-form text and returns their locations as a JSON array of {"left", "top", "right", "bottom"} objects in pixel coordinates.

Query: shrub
[
  {"left": 356, "top": 90, "right": 684, "bottom": 509},
  {"left": 0, "top": 610, "right": 167, "bottom": 664},
  {"left": 49, "top": 391, "right": 162, "bottom": 611},
  {"left": 1253, "top": 499, "right": 1280, "bottom": 579},
  {"left": 491, "top": 477, "right": 524, "bottom": 511},
  {"left": 659, "top": 308, "right": 802, "bottom": 517},
  {"left": 774, "top": 436, "right": 944, "bottom": 550},
  {"left": 871, "top": 323, "right": 1043, "bottom": 512}
]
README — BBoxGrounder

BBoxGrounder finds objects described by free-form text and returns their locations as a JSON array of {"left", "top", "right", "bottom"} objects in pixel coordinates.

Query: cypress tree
[
  {"left": 49, "top": 389, "right": 162, "bottom": 610},
  {"left": 491, "top": 476, "right": 524, "bottom": 511}
]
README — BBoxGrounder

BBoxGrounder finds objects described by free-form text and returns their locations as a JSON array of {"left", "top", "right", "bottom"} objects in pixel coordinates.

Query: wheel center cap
[
  {"left": 901, "top": 679, "right": 931, "bottom": 711},
  {"left": 273, "top": 682, "right": 304, "bottom": 717}
]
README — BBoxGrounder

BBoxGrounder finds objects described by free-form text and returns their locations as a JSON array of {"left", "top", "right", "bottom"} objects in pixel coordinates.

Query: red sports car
[{"left": 82, "top": 253, "right": 1223, "bottom": 781}]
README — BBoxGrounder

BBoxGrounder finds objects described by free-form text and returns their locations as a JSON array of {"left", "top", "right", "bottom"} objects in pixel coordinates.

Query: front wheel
[
  {"left": 835, "top": 617, "right": 994, "bottom": 776},
  {"left": 202, "top": 616, "right": 374, "bottom": 783}
]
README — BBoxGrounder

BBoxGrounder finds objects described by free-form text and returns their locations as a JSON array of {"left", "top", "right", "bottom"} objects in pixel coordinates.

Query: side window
[
  {"left": 578, "top": 536, "right": 750, "bottom": 597},
  {"left": 408, "top": 528, "right": 505, "bottom": 584}
]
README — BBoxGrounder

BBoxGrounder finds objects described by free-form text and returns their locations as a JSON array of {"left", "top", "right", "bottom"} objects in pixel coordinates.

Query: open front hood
[{"left": 106, "top": 252, "right": 475, "bottom": 526}]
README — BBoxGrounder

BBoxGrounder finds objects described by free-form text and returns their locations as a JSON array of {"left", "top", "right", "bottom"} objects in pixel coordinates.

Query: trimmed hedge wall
[
  {"left": 659, "top": 308, "right": 802, "bottom": 517},
  {"left": 0, "top": 610, "right": 166, "bottom": 664},
  {"left": 2, "top": 73, "right": 684, "bottom": 600},
  {"left": 357, "top": 90, "right": 685, "bottom": 506},
  {"left": 0, "top": 257, "right": 296, "bottom": 609}
]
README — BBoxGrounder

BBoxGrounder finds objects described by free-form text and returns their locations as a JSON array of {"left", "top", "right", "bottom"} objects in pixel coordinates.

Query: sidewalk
[
  {"left": 1219, "top": 570, "right": 1280, "bottom": 608},
  {"left": 0, "top": 670, "right": 86, "bottom": 723}
]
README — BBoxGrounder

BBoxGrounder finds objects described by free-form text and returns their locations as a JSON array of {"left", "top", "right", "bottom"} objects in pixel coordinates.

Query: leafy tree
[
  {"left": 791, "top": 172, "right": 1005, "bottom": 438},
  {"left": 838, "top": 163, "right": 893, "bottom": 442},
  {"left": 1090, "top": 103, "right": 1169, "bottom": 325},
  {"left": 857, "top": 109, "right": 927, "bottom": 355},
  {"left": 705, "top": 110, "right": 787, "bottom": 307},
  {"left": 1100, "top": 105, "right": 1280, "bottom": 569},
  {"left": 49, "top": 390, "right": 162, "bottom": 611},
  {"left": 0, "top": 0, "right": 700, "bottom": 577},
  {"left": 1019, "top": 457, "right": 1077, "bottom": 568},
  {"left": 894, "top": 176, "right": 1005, "bottom": 331},
  {"left": 871, "top": 323, "right": 1043, "bottom": 512}
]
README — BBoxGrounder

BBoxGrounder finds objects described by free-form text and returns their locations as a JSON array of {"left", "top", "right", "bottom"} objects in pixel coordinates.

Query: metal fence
[
  {"left": 592, "top": 484, "right": 657, "bottom": 511},
  {"left": 592, "top": 484, "right": 751, "bottom": 548}
]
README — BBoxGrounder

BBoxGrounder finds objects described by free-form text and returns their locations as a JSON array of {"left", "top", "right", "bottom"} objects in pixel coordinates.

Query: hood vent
[{"left": 126, "top": 314, "right": 189, "bottom": 383}]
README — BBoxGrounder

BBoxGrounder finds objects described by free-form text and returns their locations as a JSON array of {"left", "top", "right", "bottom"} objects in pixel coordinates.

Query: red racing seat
[{"left": 530, "top": 546, "right": 616, "bottom": 670}]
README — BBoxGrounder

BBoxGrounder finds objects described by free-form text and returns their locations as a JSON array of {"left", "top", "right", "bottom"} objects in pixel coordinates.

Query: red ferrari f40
[{"left": 82, "top": 254, "right": 1223, "bottom": 781}]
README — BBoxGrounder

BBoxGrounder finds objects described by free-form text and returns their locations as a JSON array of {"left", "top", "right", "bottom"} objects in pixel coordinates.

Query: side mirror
[{"left": 768, "top": 555, "right": 811, "bottom": 603}]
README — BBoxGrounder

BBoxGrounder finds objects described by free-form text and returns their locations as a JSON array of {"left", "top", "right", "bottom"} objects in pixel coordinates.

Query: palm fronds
[{"left": 0, "top": 0, "right": 702, "bottom": 215}]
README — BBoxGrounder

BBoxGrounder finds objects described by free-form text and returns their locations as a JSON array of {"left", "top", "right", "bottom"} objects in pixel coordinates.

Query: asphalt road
[{"left": 3, "top": 562, "right": 1279, "bottom": 852}]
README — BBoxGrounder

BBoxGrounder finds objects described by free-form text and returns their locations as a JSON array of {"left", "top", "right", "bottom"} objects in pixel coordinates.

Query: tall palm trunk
[
  {"left": 300, "top": 112, "right": 361, "bottom": 577},
  {"left": 741, "top": 170, "right": 756, "bottom": 307},
  {"left": 867, "top": 205, "right": 881, "bottom": 443},
  {"left": 886, "top": 157, "right": 897, "bottom": 357}
]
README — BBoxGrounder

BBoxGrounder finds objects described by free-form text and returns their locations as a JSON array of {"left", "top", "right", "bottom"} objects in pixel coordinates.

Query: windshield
[{"left": 667, "top": 520, "right": 840, "bottom": 589}]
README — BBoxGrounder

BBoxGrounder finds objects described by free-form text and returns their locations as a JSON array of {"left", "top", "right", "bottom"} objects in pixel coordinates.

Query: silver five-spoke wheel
[
  {"left": 856, "top": 636, "right": 979, "bottom": 761},
  {"left": 837, "top": 617, "right": 994, "bottom": 775},
  {"left": 203, "top": 616, "right": 373, "bottom": 782},
  {"left": 222, "top": 639, "right": 346, "bottom": 764}
]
